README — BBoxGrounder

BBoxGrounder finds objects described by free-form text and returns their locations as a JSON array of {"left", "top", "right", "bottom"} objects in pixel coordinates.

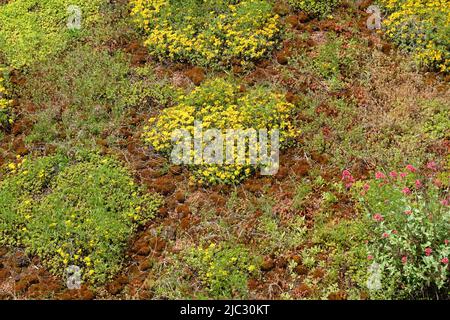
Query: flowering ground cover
[
  {"left": 379, "top": 0, "right": 449, "bottom": 72},
  {"left": 0, "top": 0, "right": 104, "bottom": 69},
  {"left": 0, "top": 68, "right": 12, "bottom": 130},
  {"left": 130, "top": 0, "right": 281, "bottom": 68},
  {"left": 0, "top": 0, "right": 448, "bottom": 301}
]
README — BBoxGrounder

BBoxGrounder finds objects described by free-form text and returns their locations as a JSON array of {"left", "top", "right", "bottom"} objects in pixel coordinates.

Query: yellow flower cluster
[
  {"left": 0, "top": 68, "right": 13, "bottom": 127},
  {"left": 380, "top": 0, "right": 450, "bottom": 72},
  {"left": 130, "top": 0, "right": 281, "bottom": 67},
  {"left": 186, "top": 243, "right": 258, "bottom": 298},
  {"left": 143, "top": 78, "right": 299, "bottom": 185},
  {"left": 5, "top": 155, "right": 26, "bottom": 174}
]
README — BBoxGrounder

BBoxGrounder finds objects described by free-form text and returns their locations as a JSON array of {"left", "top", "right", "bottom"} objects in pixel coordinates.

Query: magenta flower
[
  {"left": 401, "top": 256, "right": 407, "bottom": 264},
  {"left": 400, "top": 172, "right": 407, "bottom": 178},
  {"left": 373, "top": 213, "right": 384, "bottom": 222},
  {"left": 401, "top": 187, "right": 411, "bottom": 195},
  {"left": 426, "top": 161, "right": 437, "bottom": 171},
  {"left": 375, "top": 171, "right": 386, "bottom": 179},
  {"left": 441, "top": 257, "right": 449, "bottom": 265},
  {"left": 415, "top": 180, "right": 422, "bottom": 188},
  {"left": 341, "top": 170, "right": 355, "bottom": 188},
  {"left": 406, "top": 165, "right": 417, "bottom": 173},
  {"left": 389, "top": 171, "right": 398, "bottom": 178},
  {"left": 342, "top": 170, "right": 351, "bottom": 178},
  {"left": 425, "top": 247, "right": 433, "bottom": 256},
  {"left": 363, "top": 184, "right": 370, "bottom": 191}
]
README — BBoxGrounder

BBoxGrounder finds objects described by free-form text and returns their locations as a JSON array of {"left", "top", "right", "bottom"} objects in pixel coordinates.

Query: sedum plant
[
  {"left": 0, "top": 67, "right": 13, "bottom": 129},
  {"left": 143, "top": 78, "right": 299, "bottom": 185},
  {"left": 185, "top": 243, "right": 260, "bottom": 299},
  {"left": 0, "top": 0, "right": 104, "bottom": 69},
  {"left": 288, "top": 0, "right": 341, "bottom": 18},
  {"left": 0, "top": 152, "right": 163, "bottom": 284},
  {"left": 378, "top": 0, "right": 450, "bottom": 73},
  {"left": 130, "top": 0, "right": 281, "bottom": 68}
]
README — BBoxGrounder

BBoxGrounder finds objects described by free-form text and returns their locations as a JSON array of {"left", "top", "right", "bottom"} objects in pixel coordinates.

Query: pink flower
[
  {"left": 401, "top": 256, "right": 407, "bottom": 264},
  {"left": 368, "top": 255, "right": 373, "bottom": 261},
  {"left": 341, "top": 170, "right": 355, "bottom": 189},
  {"left": 382, "top": 232, "right": 389, "bottom": 238},
  {"left": 441, "top": 199, "right": 449, "bottom": 206},
  {"left": 415, "top": 180, "right": 422, "bottom": 188},
  {"left": 342, "top": 170, "right": 351, "bottom": 178},
  {"left": 400, "top": 172, "right": 407, "bottom": 178},
  {"left": 375, "top": 171, "right": 386, "bottom": 179},
  {"left": 442, "top": 257, "right": 449, "bottom": 265},
  {"left": 392, "top": 230, "right": 398, "bottom": 235},
  {"left": 373, "top": 213, "right": 384, "bottom": 222},
  {"left": 363, "top": 184, "right": 370, "bottom": 191},
  {"left": 404, "top": 210, "right": 412, "bottom": 215},
  {"left": 425, "top": 247, "right": 433, "bottom": 256},
  {"left": 389, "top": 171, "right": 398, "bottom": 178},
  {"left": 444, "top": 240, "right": 449, "bottom": 245},
  {"left": 401, "top": 187, "right": 411, "bottom": 195},
  {"left": 406, "top": 164, "right": 416, "bottom": 173},
  {"left": 426, "top": 161, "right": 437, "bottom": 171}
]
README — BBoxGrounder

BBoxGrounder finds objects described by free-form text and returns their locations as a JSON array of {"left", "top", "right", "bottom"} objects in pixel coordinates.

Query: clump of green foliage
[
  {"left": 310, "top": 218, "right": 370, "bottom": 299},
  {"left": 255, "top": 196, "right": 308, "bottom": 254},
  {"left": 421, "top": 99, "right": 450, "bottom": 140},
  {"left": 354, "top": 165, "right": 449, "bottom": 299},
  {"left": 0, "top": 152, "right": 163, "bottom": 284},
  {"left": 152, "top": 243, "right": 260, "bottom": 299},
  {"left": 0, "top": 67, "right": 13, "bottom": 129},
  {"left": 0, "top": 0, "right": 104, "bottom": 68},
  {"left": 185, "top": 243, "right": 260, "bottom": 299},
  {"left": 19, "top": 45, "right": 176, "bottom": 149},
  {"left": 288, "top": 0, "right": 341, "bottom": 17}
]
